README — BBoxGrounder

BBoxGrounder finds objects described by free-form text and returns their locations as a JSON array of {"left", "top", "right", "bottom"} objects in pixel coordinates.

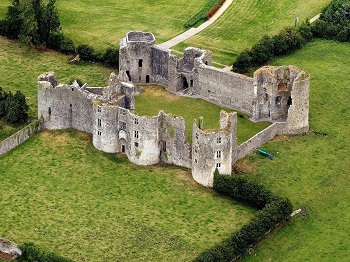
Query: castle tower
[
  {"left": 252, "top": 65, "right": 309, "bottom": 133},
  {"left": 191, "top": 111, "right": 237, "bottom": 187},
  {"left": 119, "top": 31, "right": 155, "bottom": 84}
]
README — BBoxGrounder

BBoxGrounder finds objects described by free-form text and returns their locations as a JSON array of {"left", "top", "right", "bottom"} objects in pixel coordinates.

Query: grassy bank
[
  {"left": 239, "top": 39, "right": 350, "bottom": 261},
  {"left": 0, "top": 129, "right": 255, "bottom": 261}
]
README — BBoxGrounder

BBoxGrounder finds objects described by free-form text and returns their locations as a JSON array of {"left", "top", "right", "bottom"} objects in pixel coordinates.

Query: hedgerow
[
  {"left": 193, "top": 171, "right": 293, "bottom": 262},
  {"left": 184, "top": 0, "right": 225, "bottom": 28}
]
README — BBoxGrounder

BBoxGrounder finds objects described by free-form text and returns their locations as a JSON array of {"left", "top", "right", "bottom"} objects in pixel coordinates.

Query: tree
[
  {"left": 1, "top": 0, "right": 61, "bottom": 47},
  {"left": 0, "top": 88, "right": 29, "bottom": 124}
]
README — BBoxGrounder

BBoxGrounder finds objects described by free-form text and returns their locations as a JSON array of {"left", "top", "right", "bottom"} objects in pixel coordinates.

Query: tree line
[
  {"left": 232, "top": 0, "right": 350, "bottom": 74},
  {"left": 0, "top": 0, "right": 119, "bottom": 67}
]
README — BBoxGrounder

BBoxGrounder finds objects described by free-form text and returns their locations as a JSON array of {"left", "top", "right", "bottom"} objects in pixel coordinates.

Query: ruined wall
[
  {"left": 196, "top": 64, "right": 255, "bottom": 115},
  {"left": 151, "top": 46, "right": 169, "bottom": 86},
  {"left": 159, "top": 112, "right": 192, "bottom": 168},
  {"left": 0, "top": 119, "right": 43, "bottom": 156},
  {"left": 92, "top": 104, "right": 119, "bottom": 153},
  {"left": 192, "top": 112, "right": 237, "bottom": 187},
  {"left": 284, "top": 70, "right": 310, "bottom": 134},
  {"left": 125, "top": 111, "right": 160, "bottom": 165},
  {"left": 236, "top": 122, "right": 286, "bottom": 159},
  {"left": 119, "top": 31, "right": 155, "bottom": 83}
]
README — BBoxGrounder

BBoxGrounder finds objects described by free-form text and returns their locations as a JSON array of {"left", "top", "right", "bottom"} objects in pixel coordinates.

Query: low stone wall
[
  {"left": 236, "top": 122, "right": 286, "bottom": 159},
  {"left": 0, "top": 119, "right": 43, "bottom": 156}
]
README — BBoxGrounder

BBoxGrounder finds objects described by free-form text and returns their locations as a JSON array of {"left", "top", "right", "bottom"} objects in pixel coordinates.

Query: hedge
[
  {"left": 232, "top": 22, "right": 312, "bottom": 73},
  {"left": 184, "top": 0, "right": 225, "bottom": 28},
  {"left": 17, "top": 242, "right": 73, "bottom": 262},
  {"left": 193, "top": 171, "right": 293, "bottom": 262}
]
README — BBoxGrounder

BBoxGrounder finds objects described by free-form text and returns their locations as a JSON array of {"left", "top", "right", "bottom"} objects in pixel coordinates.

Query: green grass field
[
  {"left": 0, "top": 0, "right": 332, "bottom": 65},
  {"left": 175, "top": 0, "right": 332, "bottom": 64},
  {"left": 135, "top": 85, "right": 270, "bottom": 144},
  {"left": 55, "top": 0, "right": 207, "bottom": 50},
  {"left": 236, "top": 39, "right": 350, "bottom": 261},
  {"left": 0, "top": 129, "right": 255, "bottom": 261},
  {"left": 0, "top": 36, "right": 112, "bottom": 140}
]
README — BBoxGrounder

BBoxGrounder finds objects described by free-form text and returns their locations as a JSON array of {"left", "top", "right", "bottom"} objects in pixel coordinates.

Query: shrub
[
  {"left": 77, "top": 44, "right": 96, "bottom": 61},
  {"left": 102, "top": 47, "right": 119, "bottom": 67},
  {"left": 0, "top": 88, "right": 29, "bottom": 124},
  {"left": 194, "top": 173, "right": 293, "bottom": 261},
  {"left": 18, "top": 242, "right": 73, "bottom": 262}
]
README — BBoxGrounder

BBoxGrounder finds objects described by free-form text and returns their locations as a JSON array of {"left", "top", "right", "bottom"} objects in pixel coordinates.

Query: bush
[
  {"left": 194, "top": 173, "right": 293, "bottom": 261},
  {"left": 0, "top": 88, "right": 29, "bottom": 124},
  {"left": 312, "top": 0, "right": 350, "bottom": 42},
  {"left": 77, "top": 44, "right": 96, "bottom": 61},
  {"left": 102, "top": 47, "right": 119, "bottom": 67},
  {"left": 18, "top": 242, "right": 73, "bottom": 262}
]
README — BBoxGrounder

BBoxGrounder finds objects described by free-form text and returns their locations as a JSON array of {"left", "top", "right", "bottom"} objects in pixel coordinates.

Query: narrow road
[{"left": 159, "top": 0, "right": 234, "bottom": 49}]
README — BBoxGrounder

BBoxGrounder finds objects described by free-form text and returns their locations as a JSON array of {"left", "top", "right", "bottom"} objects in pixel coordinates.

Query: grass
[
  {"left": 175, "top": 0, "right": 332, "bottom": 64},
  {"left": 0, "top": 129, "right": 255, "bottom": 261},
  {"left": 134, "top": 85, "right": 270, "bottom": 144},
  {"left": 54, "top": 0, "right": 206, "bottom": 51},
  {"left": 0, "top": 0, "right": 332, "bottom": 65},
  {"left": 234, "top": 39, "right": 350, "bottom": 261},
  {"left": 0, "top": 36, "right": 112, "bottom": 141}
]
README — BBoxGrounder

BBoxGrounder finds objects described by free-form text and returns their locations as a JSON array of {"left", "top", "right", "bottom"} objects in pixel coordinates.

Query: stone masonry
[{"left": 37, "top": 31, "right": 310, "bottom": 187}]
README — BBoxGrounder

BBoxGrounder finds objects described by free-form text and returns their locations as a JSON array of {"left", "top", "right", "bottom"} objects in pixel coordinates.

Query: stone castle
[{"left": 37, "top": 31, "right": 310, "bottom": 187}]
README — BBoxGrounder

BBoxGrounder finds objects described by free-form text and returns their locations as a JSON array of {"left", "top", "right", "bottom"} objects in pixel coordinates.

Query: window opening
[
  {"left": 139, "top": 59, "right": 143, "bottom": 67},
  {"left": 216, "top": 163, "right": 221, "bottom": 168},
  {"left": 216, "top": 150, "right": 222, "bottom": 159},
  {"left": 97, "top": 119, "right": 101, "bottom": 127},
  {"left": 217, "top": 137, "right": 222, "bottom": 144},
  {"left": 126, "top": 71, "right": 131, "bottom": 81},
  {"left": 134, "top": 130, "right": 139, "bottom": 139},
  {"left": 146, "top": 75, "right": 150, "bottom": 83}
]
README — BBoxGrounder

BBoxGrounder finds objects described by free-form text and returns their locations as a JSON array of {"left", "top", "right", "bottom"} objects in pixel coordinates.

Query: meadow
[
  {"left": 0, "top": 129, "right": 255, "bottom": 261},
  {"left": 0, "top": 37, "right": 112, "bottom": 140},
  {"left": 240, "top": 39, "right": 350, "bottom": 261},
  {"left": 0, "top": 0, "right": 332, "bottom": 65}
]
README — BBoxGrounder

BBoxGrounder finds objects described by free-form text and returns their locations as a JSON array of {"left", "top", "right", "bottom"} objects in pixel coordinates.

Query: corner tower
[{"left": 119, "top": 31, "right": 155, "bottom": 83}]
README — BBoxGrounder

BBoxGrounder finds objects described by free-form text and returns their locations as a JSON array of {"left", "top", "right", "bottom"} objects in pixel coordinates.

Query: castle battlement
[{"left": 37, "top": 31, "right": 309, "bottom": 187}]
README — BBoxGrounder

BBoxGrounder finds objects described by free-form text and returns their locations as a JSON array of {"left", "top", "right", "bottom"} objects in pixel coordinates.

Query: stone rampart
[
  {"left": 236, "top": 122, "right": 286, "bottom": 159},
  {"left": 0, "top": 119, "right": 43, "bottom": 156},
  {"left": 196, "top": 64, "right": 254, "bottom": 115}
]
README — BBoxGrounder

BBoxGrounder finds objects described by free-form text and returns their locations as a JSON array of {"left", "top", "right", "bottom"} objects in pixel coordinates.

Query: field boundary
[{"left": 0, "top": 119, "right": 43, "bottom": 156}]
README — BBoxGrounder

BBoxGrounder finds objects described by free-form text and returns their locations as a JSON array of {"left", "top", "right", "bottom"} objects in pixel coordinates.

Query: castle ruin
[{"left": 38, "top": 31, "right": 309, "bottom": 187}]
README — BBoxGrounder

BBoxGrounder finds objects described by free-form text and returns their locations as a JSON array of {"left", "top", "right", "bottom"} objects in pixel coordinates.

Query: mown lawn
[
  {"left": 0, "top": 0, "right": 332, "bottom": 65},
  {"left": 0, "top": 129, "right": 255, "bottom": 261},
  {"left": 135, "top": 85, "right": 270, "bottom": 144},
  {"left": 237, "top": 39, "right": 350, "bottom": 261},
  {"left": 176, "top": 0, "right": 332, "bottom": 65}
]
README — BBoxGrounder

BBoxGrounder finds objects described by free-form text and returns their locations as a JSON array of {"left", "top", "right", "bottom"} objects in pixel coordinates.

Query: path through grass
[{"left": 0, "top": 130, "right": 255, "bottom": 261}]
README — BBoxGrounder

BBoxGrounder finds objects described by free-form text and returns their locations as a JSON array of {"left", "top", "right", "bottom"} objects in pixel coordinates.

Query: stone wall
[
  {"left": 0, "top": 119, "right": 43, "bottom": 156},
  {"left": 196, "top": 64, "right": 254, "bottom": 115},
  {"left": 159, "top": 111, "right": 192, "bottom": 168},
  {"left": 236, "top": 122, "right": 286, "bottom": 160},
  {"left": 192, "top": 111, "right": 237, "bottom": 187}
]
